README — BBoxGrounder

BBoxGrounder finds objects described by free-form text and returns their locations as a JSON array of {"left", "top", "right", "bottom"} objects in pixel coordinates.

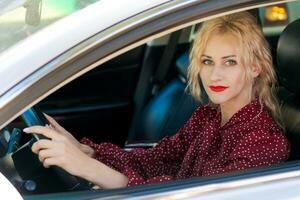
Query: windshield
[{"left": 0, "top": 0, "right": 100, "bottom": 54}]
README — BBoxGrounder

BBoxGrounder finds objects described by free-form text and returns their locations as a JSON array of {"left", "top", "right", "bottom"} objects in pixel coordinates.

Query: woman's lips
[{"left": 209, "top": 85, "right": 229, "bottom": 92}]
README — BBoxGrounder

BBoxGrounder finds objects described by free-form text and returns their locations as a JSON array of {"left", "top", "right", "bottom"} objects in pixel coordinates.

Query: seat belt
[{"left": 151, "top": 29, "right": 182, "bottom": 96}]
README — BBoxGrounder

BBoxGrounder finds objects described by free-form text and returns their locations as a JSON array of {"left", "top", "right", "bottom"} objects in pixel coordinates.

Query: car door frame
[{"left": 1, "top": 0, "right": 299, "bottom": 199}]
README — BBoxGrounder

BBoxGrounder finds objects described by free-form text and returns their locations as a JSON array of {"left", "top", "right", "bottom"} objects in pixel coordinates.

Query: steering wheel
[{"left": 3, "top": 106, "right": 91, "bottom": 194}]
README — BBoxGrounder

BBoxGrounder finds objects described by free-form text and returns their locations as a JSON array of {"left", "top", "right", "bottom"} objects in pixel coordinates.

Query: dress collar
[{"left": 212, "top": 98, "right": 264, "bottom": 129}]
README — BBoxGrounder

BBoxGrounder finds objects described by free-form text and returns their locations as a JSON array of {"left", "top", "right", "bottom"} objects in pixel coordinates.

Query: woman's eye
[
  {"left": 202, "top": 59, "right": 214, "bottom": 65},
  {"left": 225, "top": 59, "right": 237, "bottom": 66}
]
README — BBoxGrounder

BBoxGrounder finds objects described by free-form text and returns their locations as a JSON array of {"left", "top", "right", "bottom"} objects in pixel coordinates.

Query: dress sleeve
[
  {"left": 80, "top": 105, "right": 209, "bottom": 186},
  {"left": 204, "top": 128, "right": 290, "bottom": 176}
]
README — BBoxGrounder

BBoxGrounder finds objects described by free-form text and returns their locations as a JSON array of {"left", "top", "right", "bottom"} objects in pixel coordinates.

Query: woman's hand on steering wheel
[
  {"left": 44, "top": 114, "right": 94, "bottom": 157},
  {"left": 23, "top": 125, "right": 93, "bottom": 178}
]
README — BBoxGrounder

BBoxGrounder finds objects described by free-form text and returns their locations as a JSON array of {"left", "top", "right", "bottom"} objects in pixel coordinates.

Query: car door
[{"left": 1, "top": 0, "right": 300, "bottom": 199}]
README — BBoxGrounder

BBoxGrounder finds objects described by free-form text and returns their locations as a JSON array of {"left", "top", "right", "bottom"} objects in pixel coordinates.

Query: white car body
[{"left": 0, "top": 0, "right": 299, "bottom": 199}]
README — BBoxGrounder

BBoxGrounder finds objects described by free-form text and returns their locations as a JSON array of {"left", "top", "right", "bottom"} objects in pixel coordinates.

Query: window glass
[{"left": 0, "top": 0, "right": 100, "bottom": 54}]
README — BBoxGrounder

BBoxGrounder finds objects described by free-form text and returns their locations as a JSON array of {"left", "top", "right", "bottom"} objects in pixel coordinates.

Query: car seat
[
  {"left": 276, "top": 18, "right": 300, "bottom": 161},
  {"left": 127, "top": 52, "right": 207, "bottom": 142}
]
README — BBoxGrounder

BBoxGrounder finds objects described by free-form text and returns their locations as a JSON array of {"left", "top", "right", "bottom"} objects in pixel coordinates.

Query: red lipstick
[{"left": 209, "top": 85, "right": 228, "bottom": 92}]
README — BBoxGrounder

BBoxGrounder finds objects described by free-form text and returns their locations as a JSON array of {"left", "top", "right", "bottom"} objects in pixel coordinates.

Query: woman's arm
[
  {"left": 24, "top": 106, "right": 208, "bottom": 187},
  {"left": 80, "top": 106, "right": 211, "bottom": 186},
  {"left": 81, "top": 158, "right": 129, "bottom": 188}
]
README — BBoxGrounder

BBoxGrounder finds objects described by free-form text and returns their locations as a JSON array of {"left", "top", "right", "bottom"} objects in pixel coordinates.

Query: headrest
[
  {"left": 277, "top": 18, "right": 300, "bottom": 95},
  {"left": 176, "top": 52, "right": 189, "bottom": 81}
]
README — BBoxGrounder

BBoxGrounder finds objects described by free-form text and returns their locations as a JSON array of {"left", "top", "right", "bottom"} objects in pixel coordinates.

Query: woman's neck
[{"left": 220, "top": 97, "right": 252, "bottom": 126}]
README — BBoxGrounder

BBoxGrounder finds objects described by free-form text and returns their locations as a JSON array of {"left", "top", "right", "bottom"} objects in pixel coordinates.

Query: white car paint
[{"left": 0, "top": 172, "right": 22, "bottom": 200}]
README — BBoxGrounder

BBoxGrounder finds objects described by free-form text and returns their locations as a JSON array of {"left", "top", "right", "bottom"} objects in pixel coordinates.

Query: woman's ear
[{"left": 251, "top": 65, "right": 261, "bottom": 78}]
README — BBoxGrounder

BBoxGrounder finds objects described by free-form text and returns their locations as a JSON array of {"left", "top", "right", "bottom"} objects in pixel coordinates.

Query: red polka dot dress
[{"left": 81, "top": 98, "right": 290, "bottom": 187}]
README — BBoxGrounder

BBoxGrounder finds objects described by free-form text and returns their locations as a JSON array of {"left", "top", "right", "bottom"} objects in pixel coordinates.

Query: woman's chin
[{"left": 208, "top": 95, "right": 229, "bottom": 105}]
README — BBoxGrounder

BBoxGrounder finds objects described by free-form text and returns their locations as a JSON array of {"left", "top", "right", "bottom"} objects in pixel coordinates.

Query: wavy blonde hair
[{"left": 188, "top": 11, "right": 282, "bottom": 127}]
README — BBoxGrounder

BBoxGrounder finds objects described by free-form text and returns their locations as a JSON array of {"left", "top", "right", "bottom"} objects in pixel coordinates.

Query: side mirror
[{"left": 24, "top": 0, "right": 41, "bottom": 26}]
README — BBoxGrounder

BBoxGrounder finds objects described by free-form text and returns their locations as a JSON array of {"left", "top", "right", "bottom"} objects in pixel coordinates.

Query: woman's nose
[{"left": 210, "top": 65, "right": 224, "bottom": 81}]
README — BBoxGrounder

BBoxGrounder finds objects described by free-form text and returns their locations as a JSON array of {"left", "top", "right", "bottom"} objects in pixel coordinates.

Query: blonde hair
[{"left": 188, "top": 11, "right": 282, "bottom": 127}]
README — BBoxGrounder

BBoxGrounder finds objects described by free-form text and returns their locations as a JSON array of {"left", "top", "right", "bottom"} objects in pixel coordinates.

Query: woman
[{"left": 24, "top": 11, "right": 289, "bottom": 188}]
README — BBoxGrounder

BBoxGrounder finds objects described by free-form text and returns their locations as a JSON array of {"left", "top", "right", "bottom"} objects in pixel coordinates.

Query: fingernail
[{"left": 23, "top": 128, "right": 29, "bottom": 132}]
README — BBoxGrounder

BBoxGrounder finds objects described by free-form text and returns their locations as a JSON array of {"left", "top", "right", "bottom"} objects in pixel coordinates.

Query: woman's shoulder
[
  {"left": 239, "top": 109, "right": 288, "bottom": 154},
  {"left": 251, "top": 108, "right": 284, "bottom": 136}
]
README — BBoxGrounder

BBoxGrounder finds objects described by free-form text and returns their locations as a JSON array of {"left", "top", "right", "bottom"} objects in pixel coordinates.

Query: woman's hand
[
  {"left": 23, "top": 125, "right": 129, "bottom": 188},
  {"left": 23, "top": 126, "right": 92, "bottom": 177},
  {"left": 44, "top": 114, "right": 94, "bottom": 157}
]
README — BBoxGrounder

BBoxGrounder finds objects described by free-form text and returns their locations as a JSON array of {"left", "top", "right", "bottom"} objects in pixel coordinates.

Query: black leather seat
[
  {"left": 127, "top": 52, "right": 206, "bottom": 142},
  {"left": 277, "top": 18, "right": 300, "bottom": 161}
]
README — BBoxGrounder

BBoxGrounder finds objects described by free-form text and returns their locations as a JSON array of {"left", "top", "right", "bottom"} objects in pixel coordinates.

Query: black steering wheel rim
[{"left": 17, "top": 106, "right": 92, "bottom": 193}]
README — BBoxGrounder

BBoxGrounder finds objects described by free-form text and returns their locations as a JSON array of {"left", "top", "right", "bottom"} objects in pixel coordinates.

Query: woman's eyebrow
[
  {"left": 201, "top": 55, "right": 212, "bottom": 58},
  {"left": 201, "top": 55, "right": 237, "bottom": 59},
  {"left": 222, "top": 55, "right": 236, "bottom": 59}
]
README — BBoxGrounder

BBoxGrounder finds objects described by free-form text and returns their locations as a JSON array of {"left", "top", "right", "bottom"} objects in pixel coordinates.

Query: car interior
[
  {"left": 276, "top": 17, "right": 300, "bottom": 161},
  {"left": 0, "top": 2, "right": 300, "bottom": 196}
]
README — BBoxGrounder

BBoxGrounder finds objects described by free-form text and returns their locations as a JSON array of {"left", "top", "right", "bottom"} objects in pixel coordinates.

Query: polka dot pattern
[{"left": 81, "top": 98, "right": 290, "bottom": 187}]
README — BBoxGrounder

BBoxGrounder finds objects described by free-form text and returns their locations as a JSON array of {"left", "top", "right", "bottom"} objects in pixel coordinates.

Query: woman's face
[{"left": 199, "top": 33, "right": 258, "bottom": 107}]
